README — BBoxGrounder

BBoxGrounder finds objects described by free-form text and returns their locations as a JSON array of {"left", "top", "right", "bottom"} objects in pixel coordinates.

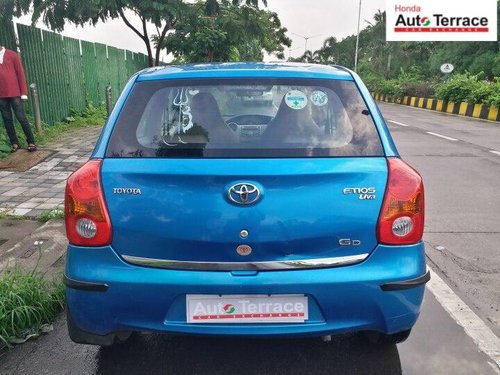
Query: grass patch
[
  {"left": 0, "top": 267, "right": 64, "bottom": 350},
  {"left": 38, "top": 208, "right": 64, "bottom": 223},
  {"left": 0, "top": 213, "right": 27, "bottom": 221},
  {"left": 37, "top": 104, "right": 107, "bottom": 145},
  {"left": 0, "top": 104, "right": 106, "bottom": 160}
]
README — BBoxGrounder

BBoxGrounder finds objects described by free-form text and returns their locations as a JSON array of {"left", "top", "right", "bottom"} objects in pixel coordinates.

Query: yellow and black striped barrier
[{"left": 372, "top": 93, "right": 500, "bottom": 122}]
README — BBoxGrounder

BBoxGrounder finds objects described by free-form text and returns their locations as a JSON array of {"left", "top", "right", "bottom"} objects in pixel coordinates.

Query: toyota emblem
[{"left": 227, "top": 183, "right": 260, "bottom": 205}]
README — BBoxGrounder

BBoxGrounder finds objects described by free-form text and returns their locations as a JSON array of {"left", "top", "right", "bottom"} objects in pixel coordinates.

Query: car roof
[{"left": 135, "top": 62, "right": 354, "bottom": 81}]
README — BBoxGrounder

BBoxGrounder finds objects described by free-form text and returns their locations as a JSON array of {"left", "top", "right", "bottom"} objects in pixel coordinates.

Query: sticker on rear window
[
  {"left": 285, "top": 90, "right": 307, "bottom": 110},
  {"left": 311, "top": 90, "right": 328, "bottom": 107}
]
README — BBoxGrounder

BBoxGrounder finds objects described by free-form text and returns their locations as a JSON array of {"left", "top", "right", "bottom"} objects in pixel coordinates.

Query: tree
[
  {"left": 317, "top": 37, "right": 339, "bottom": 64},
  {"left": 291, "top": 50, "right": 320, "bottom": 63},
  {"left": 163, "top": 1, "right": 290, "bottom": 63},
  {"left": 4, "top": 0, "right": 270, "bottom": 67}
]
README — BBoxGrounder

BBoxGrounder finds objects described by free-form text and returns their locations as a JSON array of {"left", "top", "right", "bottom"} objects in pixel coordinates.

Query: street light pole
[
  {"left": 354, "top": 0, "right": 362, "bottom": 72},
  {"left": 288, "top": 47, "right": 302, "bottom": 60}
]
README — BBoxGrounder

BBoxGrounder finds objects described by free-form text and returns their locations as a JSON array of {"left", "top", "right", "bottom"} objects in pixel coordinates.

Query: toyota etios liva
[{"left": 64, "top": 63, "right": 428, "bottom": 346}]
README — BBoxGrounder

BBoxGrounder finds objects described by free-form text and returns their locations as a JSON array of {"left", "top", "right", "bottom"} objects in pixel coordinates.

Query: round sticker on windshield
[
  {"left": 285, "top": 90, "right": 308, "bottom": 110},
  {"left": 311, "top": 90, "right": 328, "bottom": 107}
]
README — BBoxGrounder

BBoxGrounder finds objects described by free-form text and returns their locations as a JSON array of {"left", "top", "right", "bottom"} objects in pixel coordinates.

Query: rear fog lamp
[
  {"left": 392, "top": 216, "right": 413, "bottom": 237},
  {"left": 76, "top": 218, "right": 97, "bottom": 239}
]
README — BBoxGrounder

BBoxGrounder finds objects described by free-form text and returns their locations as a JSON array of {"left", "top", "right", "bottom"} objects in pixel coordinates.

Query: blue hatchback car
[{"left": 64, "top": 62, "right": 428, "bottom": 346}]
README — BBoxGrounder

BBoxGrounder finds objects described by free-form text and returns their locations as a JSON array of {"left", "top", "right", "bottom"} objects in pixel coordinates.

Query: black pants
[{"left": 0, "top": 97, "right": 35, "bottom": 145}]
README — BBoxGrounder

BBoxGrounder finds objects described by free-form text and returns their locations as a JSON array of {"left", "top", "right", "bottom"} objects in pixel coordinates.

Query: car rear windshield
[{"left": 106, "top": 78, "right": 383, "bottom": 158}]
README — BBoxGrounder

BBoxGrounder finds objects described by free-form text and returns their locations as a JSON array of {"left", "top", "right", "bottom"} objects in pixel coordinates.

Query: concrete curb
[{"left": 372, "top": 93, "right": 500, "bottom": 122}]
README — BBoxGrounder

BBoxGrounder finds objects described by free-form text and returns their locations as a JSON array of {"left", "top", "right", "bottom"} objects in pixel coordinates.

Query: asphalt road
[{"left": 0, "top": 104, "right": 499, "bottom": 374}]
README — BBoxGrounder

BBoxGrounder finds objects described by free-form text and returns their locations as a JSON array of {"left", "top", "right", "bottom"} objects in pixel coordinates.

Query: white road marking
[
  {"left": 490, "top": 150, "right": 500, "bottom": 156},
  {"left": 427, "top": 268, "right": 500, "bottom": 370},
  {"left": 388, "top": 120, "right": 410, "bottom": 127},
  {"left": 426, "top": 132, "right": 458, "bottom": 141}
]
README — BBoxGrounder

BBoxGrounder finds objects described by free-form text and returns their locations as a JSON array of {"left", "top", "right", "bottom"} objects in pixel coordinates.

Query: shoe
[
  {"left": 11, "top": 144, "right": 19, "bottom": 153},
  {"left": 27, "top": 144, "right": 37, "bottom": 152}
]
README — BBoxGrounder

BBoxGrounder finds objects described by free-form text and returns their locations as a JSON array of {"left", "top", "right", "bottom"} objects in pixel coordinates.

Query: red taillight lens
[
  {"left": 65, "top": 159, "right": 112, "bottom": 246},
  {"left": 377, "top": 158, "right": 424, "bottom": 245}
]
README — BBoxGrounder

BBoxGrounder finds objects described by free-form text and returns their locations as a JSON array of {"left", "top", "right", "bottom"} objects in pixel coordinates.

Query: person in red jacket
[{"left": 0, "top": 44, "right": 37, "bottom": 152}]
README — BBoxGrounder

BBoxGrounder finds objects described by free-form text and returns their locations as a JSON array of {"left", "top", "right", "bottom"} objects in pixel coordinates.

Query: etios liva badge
[{"left": 343, "top": 187, "right": 376, "bottom": 200}]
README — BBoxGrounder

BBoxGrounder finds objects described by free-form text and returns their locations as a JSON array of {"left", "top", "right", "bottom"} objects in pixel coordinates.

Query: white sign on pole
[{"left": 440, "top": 63, "right": 454, "bottom": 74}]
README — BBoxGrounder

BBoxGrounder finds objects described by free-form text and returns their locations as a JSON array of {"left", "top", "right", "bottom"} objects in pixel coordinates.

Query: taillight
[
  {"left": 65, "top": 159, "right": 112, "bottom": 246},
  {"left": 377, "top": 158, "right": 424, "bottom": 245}
]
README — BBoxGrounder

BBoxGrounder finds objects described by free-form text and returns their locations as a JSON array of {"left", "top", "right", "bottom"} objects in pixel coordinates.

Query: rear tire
[{"left": 364, "top": 329, "right": 412, "bottom": 345}]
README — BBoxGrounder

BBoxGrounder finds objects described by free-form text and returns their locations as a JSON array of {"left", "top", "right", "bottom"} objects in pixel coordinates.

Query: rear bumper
[{"left": 65, "top": 242, "right": 428, "bottom": 338}]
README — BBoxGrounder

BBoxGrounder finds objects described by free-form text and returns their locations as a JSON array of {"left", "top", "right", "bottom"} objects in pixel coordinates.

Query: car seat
[
  {"left": 263, "top": 95, "right": 323, "bottom": 144},
  {"left": 190, "top": 92, "right": 238, "bottom": 144}
]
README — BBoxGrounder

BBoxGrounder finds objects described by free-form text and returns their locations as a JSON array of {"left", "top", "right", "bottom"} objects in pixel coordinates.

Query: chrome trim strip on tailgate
[{"left": 121, "top": 253, "right": 369, "bottom": 271}]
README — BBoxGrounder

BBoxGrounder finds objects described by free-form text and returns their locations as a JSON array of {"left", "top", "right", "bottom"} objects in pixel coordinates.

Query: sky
[{"left": 13, "top": 0, "right": 387, "bottom": 61}]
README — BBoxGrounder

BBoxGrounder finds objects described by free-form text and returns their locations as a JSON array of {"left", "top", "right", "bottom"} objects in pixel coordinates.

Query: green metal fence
[{"left": 1, "top": 21, "right": 149, "bottom": 126}]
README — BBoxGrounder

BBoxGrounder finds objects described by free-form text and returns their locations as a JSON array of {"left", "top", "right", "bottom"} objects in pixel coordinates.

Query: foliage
[
  {"left": 368, "top": 70, "right": 500, "bottom": 107},
  {"left": 4, "top": 0, "right": 187, "bottom": 66},
  {"left": 361, "top": 65, "right": 433, "bottom": 99},
  {"left": 484, "top": 80, "right": 500, "bottom": 108},
  {"left": 65, "top": 103, "right": 107, "bottom": 126},
  {"left": 5, "top": 0, "right": 271, "bottom": 67},
  {"left": 0, "top": 133, "right": 11, "bottom": 156},
  {"left": 0, "top": 267, "right": 64, "bottom": 350},
  {"left": 38, "top": 208, "right": 64, "bottom": 223},
  {"left": 434, "top": 72, "right": 482, "bottom": 103},
  {"left": 373, "top": 79, "right": 403, "bottom": 98},
  {"left": 35, "top": 104, "right": 106, "bottom": 143},
  {"left": 163, "top": 1, "right": 290, "bottom": 62},
  {"left": 380, "top": 67, "right": 436, "bottom": 98},
  {"left": 435, "top": 73, "right": 500, "bottom": 105}
]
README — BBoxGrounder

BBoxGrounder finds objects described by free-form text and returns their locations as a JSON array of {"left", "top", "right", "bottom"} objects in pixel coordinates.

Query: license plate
[{"left": 186, "top": 294, "right": 308, "bottom": 324}]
